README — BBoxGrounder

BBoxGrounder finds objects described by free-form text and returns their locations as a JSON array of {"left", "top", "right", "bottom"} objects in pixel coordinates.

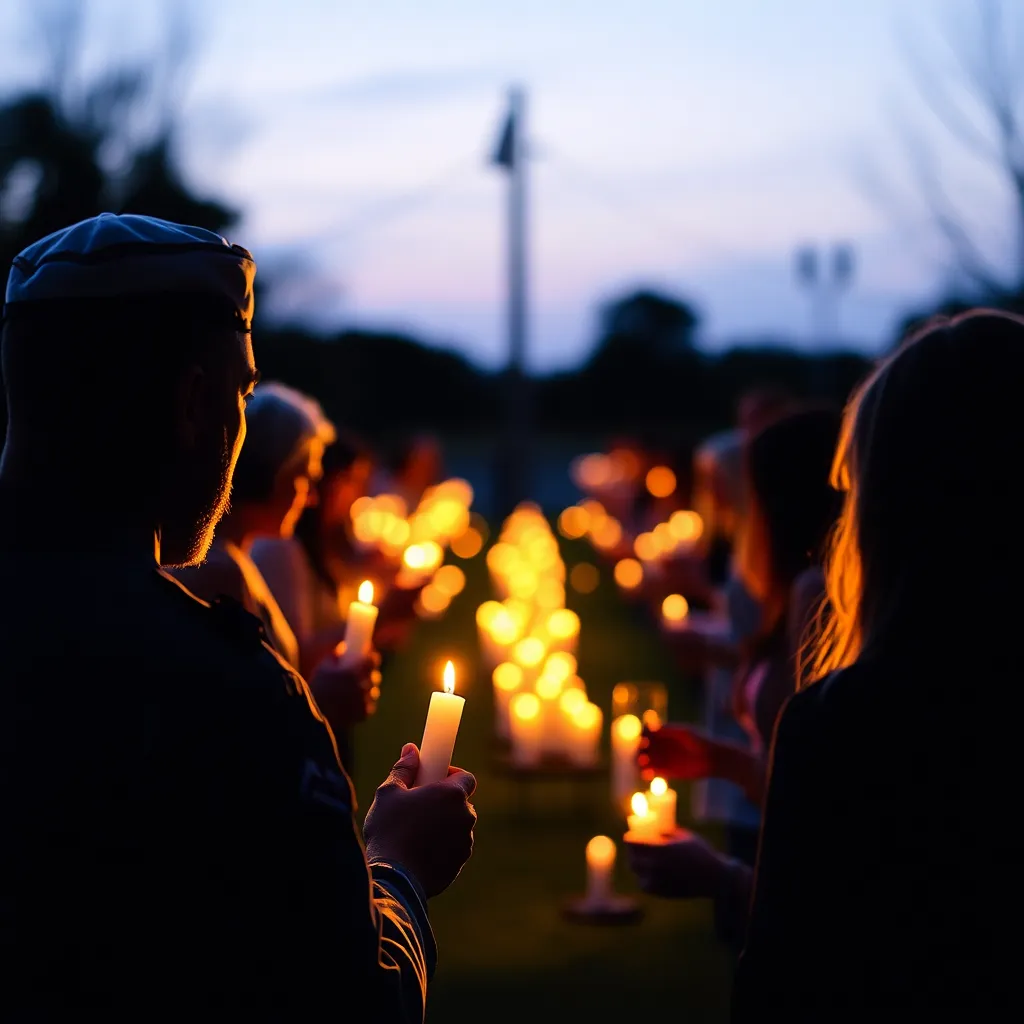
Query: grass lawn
[{"left": 353, "top": 533, "right": 733, "bottom": 1024}]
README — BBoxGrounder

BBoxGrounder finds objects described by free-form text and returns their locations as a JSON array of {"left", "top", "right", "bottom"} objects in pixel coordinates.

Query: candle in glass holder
[
  {"left": 509, "top": 692, "right": 542, "bottom": 766},
  {"left": 585, "top": 835, "right": 616, "bottom": 906},
  {"left": 625, "top": 791, "right": 661, "bottom": 843},
  {"left": 647, "top": 776, "right": 677, "bottom": 834},
  {"left": 416, "top": 661, "right": 465, "bottom": 786},
  {"left": 340, "top": 580, "right": 377, "bottom": 663},
  {"left": 611, "top": 714, "right": 642, "bottom": 811},
  {"left": 492, "top": 662, "right": 523, "bottom": 739}
]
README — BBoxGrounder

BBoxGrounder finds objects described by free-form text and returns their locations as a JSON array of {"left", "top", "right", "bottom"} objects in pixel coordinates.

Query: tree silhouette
[
  {"left": 892, "top": 0, "right": 1024, "bottom": 296},
  {"left": 0, "top": 0, "right": 236, "bottom": 293}
]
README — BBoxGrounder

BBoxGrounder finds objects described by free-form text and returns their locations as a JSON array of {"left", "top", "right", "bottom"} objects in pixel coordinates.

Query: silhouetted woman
[{"left": 734, "top": 310, "right": 1024, "bottom": 1015}]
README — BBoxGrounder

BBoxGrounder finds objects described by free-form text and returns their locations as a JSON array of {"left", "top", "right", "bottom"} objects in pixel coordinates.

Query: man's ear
[{"left": 174, "top": 364, "right": 207, "bottom": 449}]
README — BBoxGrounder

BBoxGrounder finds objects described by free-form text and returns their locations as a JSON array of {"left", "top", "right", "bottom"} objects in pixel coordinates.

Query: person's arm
[
  {"left": 239, "top": 652, "right": 435, "bottom": 1020},
  {"left": 731, "top": 688, "right": 833, "bottom": 1020}
]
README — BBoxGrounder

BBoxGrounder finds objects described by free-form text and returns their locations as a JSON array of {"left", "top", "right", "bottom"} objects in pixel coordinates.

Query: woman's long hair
[{"left": 809, "top": 309, "right": 1024, "bottom": 684}]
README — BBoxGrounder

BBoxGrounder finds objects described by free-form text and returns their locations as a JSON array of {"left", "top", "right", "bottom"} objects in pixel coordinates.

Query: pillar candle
[
  {"left": 340, "top": 580, "right": 377, "bottom": 663},
  {"left": 509, "top": 692, "right": 542, "bottom": 766},
  {"left": 585, "top": 835, "right": 616, "bottom": 906},
  {"left": 624, "top": 792, "right": 661, "bottom": 843},
  {"left": 535, "top": 674, "right": 563, "bottom": 755},
  {"left": 647, "top": 776, "right": 677, "bottom": 834},
  {"left": 566, "top": 701, "right": 602, "bottom": 767},
  {"left": 492, "top": 662, "right": 523, "bottom": 739},
  {"left": 611, "top": 714, "right": 642, "bottom": 811},
  {"left": 416, "top": 662, "right": 465, "bottom": 786}
]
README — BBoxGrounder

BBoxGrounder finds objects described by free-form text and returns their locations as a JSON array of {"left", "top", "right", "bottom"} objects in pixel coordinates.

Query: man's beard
[{"left": 160, "top": 430, "right": 235, "bottom": 569}]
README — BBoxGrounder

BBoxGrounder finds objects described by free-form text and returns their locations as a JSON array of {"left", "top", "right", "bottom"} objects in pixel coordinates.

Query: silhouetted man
[{"left": 0, "top": 214, "right": 476, "bottom": 1017}]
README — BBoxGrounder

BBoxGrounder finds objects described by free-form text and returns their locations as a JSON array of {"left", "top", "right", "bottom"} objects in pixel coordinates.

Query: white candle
[
  {"left": 416, "top": 661, "right": 466, "bottom": 786},
  {"left": 566, "top": 701, "right": 602, "bottom": 767},
  {"left": 509, "top": 691, "right": 543, "bottom": 766},
  {"left": 340, "top": 580, "right": 378, "bottom": 663},
  {"left": 534, "top": 674, "right": 564, "bottom": 755},
  {"left": 647, "top": 776, "right": 677, "bottom": 834},
  {"left": 585, "top": 835, "right": 616, "bottom": 906},
  {"left": 611, "top": 714, "right": 642, "bottom": 811},
  {"left": 625, "top": 791, "right": 661, "bottom": 843},
  {"left": 492, "top": 662, "right": 523, "bottom": 739}
]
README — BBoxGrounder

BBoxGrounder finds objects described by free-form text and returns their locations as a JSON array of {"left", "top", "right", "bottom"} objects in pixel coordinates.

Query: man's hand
[
  {"left": 625, "top": 829, "right": 726, "bottom": 899},
  {"left": 310, "top": 645, "right": 381, "bottom": 732},
  {"left": 363, "top": 743, "right": 477, "bottom": 898},
  {"left": 639, "top": 722, "right": 715, "bottom": 782}
]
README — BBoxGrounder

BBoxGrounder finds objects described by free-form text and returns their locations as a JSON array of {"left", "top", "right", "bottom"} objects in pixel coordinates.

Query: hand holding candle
[
  {"left": 416, "top": 661, "right": 466, "bottom": 786},
  {"left": 340, "top": 580, "right": 378, "bottom": 664}
]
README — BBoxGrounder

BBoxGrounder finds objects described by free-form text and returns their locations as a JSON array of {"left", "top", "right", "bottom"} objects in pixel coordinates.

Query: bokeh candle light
[
  {"left": 509, "top": 691, "right": 542, "bottom": 766},
  {"left": 585, "top": 835, "right": 616, "bottom": 906},
  {"left": 611, "top": 714, "right": 642, "bottom": 810}
]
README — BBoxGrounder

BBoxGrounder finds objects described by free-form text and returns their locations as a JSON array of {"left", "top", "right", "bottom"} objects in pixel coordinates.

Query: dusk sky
[{"left": 1, "top": 0, "right": 1016, "bottom": 370}]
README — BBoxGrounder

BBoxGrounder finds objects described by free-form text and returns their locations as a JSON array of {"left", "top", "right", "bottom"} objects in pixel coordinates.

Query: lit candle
[
  {"left": 544, "top": 608, "right": 580, "bottom": 655},
  {"left": 492, "top": 662, "right": 523, "bottom": 739},
  {"left": 416, "top": 661, "right": 466, "bottom": 786},
  {"left": 535, "top": 674, "right": 564, "bottom": 755},
  {"left": 567, "top": 701, "right": 602, "bottom": 767},
  {"left": 509, "top": 691, "right": 543, "bottom": 766},
  {"left": 340, "top": 580, "right": 377, "bottom": 663},
  {"left": 660, "top": 593, "right": 690, "bottom": 632},
  {"left": 646, "top": 776, "right": 677, "bottom": 834},
  {"left": 585, "top": 835, "right": 616, "bottom": 906},
  {"left": 611, "top": 714, "right": 642, "bottom": 811},
  {"left": 625, "top": 791, "right": 661, "bottom": 843}
]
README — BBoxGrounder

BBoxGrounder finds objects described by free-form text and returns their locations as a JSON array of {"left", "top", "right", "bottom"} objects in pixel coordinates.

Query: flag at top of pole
[{"left": 490, "top": 89, "right": 521, "bottom": 172}]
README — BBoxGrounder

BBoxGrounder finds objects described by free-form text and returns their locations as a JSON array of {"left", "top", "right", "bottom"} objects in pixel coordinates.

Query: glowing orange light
[
  {"left": 669, "top": 510, "right": 704, "bottom": 543},
  {"left": 569, "top": 562, "right": 599, "bottom": 594},
  {"left": 645, "top": 466, "right": 677, "bottom": 498},
  {"left": 591, "top": 516, "right": 623, "bottom": 551},
  {"left": 512, "top": 692, "right": 540, "bottom": 721},
  {"left": 443, "top": 661, "right": 456, "bottom": 695},
  {"left": 493, "top": 663, "right": 523, "bottom": 692},
  {"left": 451, "top": 526, "right": 484, "bottom": 559},
  {"left": 650, "top": 777, "right": 668, "bottom": 797},
  {"left": 615, "top": 714, "right": 642, "bottom": 742},
  {"left": 634, "top": 533, "right": 660, "bottom": 562},
  {"left": 661, "top": 593, "right": 689, "bottom": 622},
  {"left": 630, "top": 792, "right": 650, "bottom": 817},
  {"left": 614, "top": 558, "right": 644, "bottom": 589},
  {"left": 558, "top": 506, "right": 590, "bottom": 540},
  {"left": 357, "top": 580, "right": 374, "bottom": 605}
]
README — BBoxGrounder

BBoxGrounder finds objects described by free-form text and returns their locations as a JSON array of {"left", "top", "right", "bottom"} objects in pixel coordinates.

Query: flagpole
[{"left": 492, "top": 85, "right": 531, "bottom": 518}]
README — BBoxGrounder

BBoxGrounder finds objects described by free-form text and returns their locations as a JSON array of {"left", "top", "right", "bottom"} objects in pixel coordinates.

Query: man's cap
[{"left": 3, "top": 212, "right": 256, "bottom": 330}]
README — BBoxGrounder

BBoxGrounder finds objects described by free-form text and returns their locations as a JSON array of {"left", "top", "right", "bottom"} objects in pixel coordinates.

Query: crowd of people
[{"left": 1, "top": 211, "right": 1020, "bottom": 1017}]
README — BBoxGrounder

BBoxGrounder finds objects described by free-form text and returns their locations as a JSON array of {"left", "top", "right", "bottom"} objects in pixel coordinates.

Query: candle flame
[
  {"left": 631, "top": 792, "right": 649, "bottom": 817},
  {"left": 358, "top": 580, "right": 374, "bottom": 605},
  {"left": 443, "top": 660, "right": 455, "bottom": 694},
  {"left": 650, "top": 777, "right": 668, "bottom": 797}
]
